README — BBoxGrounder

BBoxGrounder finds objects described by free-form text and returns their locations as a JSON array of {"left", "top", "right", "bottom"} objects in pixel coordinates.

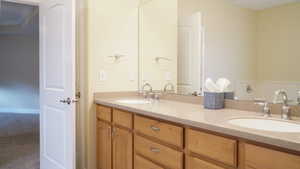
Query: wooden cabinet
[
  {"left": 135, "top": 135, "right": 183, "bottom": 169},
  {"left": 187, "top": 129, "right": 237, "bottom": 167},
  {"left": 112, "top": 127, "right": 133, "bottom": 169},
  {"left": 135, "top": 155, "right": 164, "bottom": 169},
  {"left": 187, "top": 156, "right": 225, "bottom": 169},
  {"left": 239, "top": 143, "right": 300, "bottom": 169},
  {"left": 97, "top": 121, "right": 112, "bottom": 169},
  {"left": 97, "top": 105, "right": 112, "bottom": 122},
  {"left": 96, "top": 108, "right": 133, "bottom": 169},
  {"left": 96, "top": 104, "right": 300, "bottom": 169},
  {"left": 134, "top": 115, "right": 184, "bottom": 148},
  {"left": 113, "top": 109, "right": 133, "bottom": 129}
]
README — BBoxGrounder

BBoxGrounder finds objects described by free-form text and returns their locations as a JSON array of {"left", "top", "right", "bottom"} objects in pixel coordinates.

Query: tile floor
[{"left": 0, "top": 113, "right": 39, "bottom": 169}]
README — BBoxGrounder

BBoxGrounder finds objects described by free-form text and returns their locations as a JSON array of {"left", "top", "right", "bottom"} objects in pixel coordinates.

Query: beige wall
[
  {"left": 88, "top": 0, "right": 139, "bottom": 93},
  {"left": 256, "top": 2, "right": 300, "bottom": 82},
  {"left": 86, "top": 1, "right": 139, "bottom": 169},
  {"left": 139, "top": 0, "right": 178, "bottom": 90},
  {"left": 179, "top": 0, "right": 257, "bottom": 90}
]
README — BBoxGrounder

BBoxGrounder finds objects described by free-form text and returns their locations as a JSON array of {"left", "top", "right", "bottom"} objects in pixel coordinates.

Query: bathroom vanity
[{"left": 94, "top": 96, "right": 300, "bottom": 169}]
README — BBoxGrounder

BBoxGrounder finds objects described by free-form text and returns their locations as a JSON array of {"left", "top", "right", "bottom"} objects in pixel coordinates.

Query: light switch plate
[
  {"left": 99, "top": 70, "right": 107, "bottom": 81},
  {"left": 165, "top": 72, "right": 172, "bottom": 81},
  {"left": 129, "top": 72, "right": 135, "bottom": 82}
]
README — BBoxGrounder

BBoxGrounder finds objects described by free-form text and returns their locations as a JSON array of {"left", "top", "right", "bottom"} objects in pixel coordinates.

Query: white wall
[{"left": 0, "top": 11, "right": 39, "bottom": 114}]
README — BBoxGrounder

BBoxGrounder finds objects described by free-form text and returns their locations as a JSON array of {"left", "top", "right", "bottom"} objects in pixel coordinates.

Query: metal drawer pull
[
  {"left": 150, "top": 125, "right": 160, "bottom": 131},
  {"left": 150, "top": 147, "right": 160, "bottom": 153}
]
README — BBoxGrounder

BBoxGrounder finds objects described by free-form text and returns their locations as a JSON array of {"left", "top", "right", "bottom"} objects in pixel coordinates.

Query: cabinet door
[
  {"left": 239, "top": 143, "right": 300, "bottom": 169},
  {"left": 187, "top": 156, "right": 225, "bottom": 169},
  {"left": 97, "top": 121, "right": 112, "bottom": 169},
  {"left": 112, "top": 127, "right": 133, "bottom": 169},
  {"left": 135, "top": 155, "right": 164, "bottom": 169}
]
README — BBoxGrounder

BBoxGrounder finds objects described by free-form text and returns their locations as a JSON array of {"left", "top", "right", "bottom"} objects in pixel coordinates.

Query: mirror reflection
[{"left": 139, "top": 0, "right": 300, "bottom": 102}]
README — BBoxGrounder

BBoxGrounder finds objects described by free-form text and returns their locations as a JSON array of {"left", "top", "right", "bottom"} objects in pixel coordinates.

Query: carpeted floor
[{"left": 0, "top": 113, "right": 39, "bottom": 169}]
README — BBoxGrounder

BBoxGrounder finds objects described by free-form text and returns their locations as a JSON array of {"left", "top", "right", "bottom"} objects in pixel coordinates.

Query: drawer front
[
  {"left": 113, "top": 109, "right": 132, "bottom": 129},
  {"left": 135, "top": 155, "right": 164, "bottom": 169},
  {"left": 241, "top": 143, "right": 300, "bottom": 169},
  {"left": 187, "top": 156, "right": 225, "bottom": 169},
  {"left": 134, "top": 115, "right": 184, "bottom": 148},
  {"left": 187, "top": 129, "right": 237, "bottom": 167},
  {"left": 135, "top": 135, "right": 183, "bottom": 169},
  {"left": 96, "top": 105, "right": 112, "bottom": 122}
]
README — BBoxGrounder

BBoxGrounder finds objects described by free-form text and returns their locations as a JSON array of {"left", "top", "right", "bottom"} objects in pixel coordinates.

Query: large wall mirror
[{"left": 138, "top": 0, "right": 300, "bottom": 102}]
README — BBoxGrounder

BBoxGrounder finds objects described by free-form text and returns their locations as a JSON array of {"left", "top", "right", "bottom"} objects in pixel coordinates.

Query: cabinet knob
[
  {"left": 150, "top": 125, "right": 160, "bottom": 132},
  {"left": 150, "top": 147, "right": 160, "bottom": 153}
]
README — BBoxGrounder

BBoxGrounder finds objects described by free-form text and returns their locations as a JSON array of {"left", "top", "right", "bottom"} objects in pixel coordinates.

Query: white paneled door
[
  {"left": 39, "top": 0, "right": 76, "bottom": 169},
  {"left": 178, "top": 12, "right": 203, "bottom": 95}
]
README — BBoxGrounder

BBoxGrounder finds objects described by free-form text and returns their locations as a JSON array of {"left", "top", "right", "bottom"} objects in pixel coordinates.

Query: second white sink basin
[
  {"left": 116, "top": 99, "right": 151, "bottom": 104},
  {"left": 228, "top": 118, "right": 300, "bottom": 133}
]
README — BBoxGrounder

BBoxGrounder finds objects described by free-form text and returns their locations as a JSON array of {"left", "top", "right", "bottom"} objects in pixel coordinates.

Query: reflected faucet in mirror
[
  {"left": 254, "top": 99, "right": 271, "bottom": 118},
  {"left": 141, "top": 83, "right": 153, "bottom": 99},
  {"left": 273, "top": 90, "right": 292, "bottom": 120},
  {"left": 163, "top": 82, "right": 175, "bottom": 94}
]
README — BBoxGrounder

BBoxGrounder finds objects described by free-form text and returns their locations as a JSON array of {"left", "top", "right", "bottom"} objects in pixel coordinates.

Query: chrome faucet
[
  {"left": 254, "top": 99, "right": 271, "bottom": 117},
  {"left": 163, "top": 82, "right": 175, "bottom": 93},
  {"left": 141, "top": 83, "right": 153, "bottom": 98},
  {"left": 274, "top": 90, "right": 292, "bottom": 120}
]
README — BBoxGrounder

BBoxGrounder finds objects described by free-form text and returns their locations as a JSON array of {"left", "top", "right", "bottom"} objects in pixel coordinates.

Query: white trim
[{"left": 0, "top": 108, "right": 40, "bottom": 114}]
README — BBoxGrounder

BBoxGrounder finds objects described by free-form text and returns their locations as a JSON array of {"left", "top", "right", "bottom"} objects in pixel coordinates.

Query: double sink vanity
[{"left": 94, "top": 94, "right": 300, "bottom": 169}]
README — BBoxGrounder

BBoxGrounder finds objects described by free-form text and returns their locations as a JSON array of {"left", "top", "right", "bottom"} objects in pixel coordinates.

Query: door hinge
[{"left": 76, "top": 92, "right": 81, "bottom": 99}]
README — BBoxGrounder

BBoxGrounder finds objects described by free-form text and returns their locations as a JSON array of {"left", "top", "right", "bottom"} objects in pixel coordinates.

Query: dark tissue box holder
[{"left": 204, "top": 92, "right": 225, "bottom": 109}]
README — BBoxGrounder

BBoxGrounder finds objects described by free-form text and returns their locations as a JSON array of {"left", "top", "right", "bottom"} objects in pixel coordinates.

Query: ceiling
[
  {"left": 0, "top": 1, "right": 36, "bottom": 26},
  {"left": 0, "top": 1, "right": 38, "bottom": 35},
  {"left": 230, "top": 0, "right": 300, "bottom": 10}
]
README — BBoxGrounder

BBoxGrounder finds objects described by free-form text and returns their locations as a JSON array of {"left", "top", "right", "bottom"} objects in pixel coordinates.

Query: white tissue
[
  {"left": 205, "top": 78, "right": 220, "bottom": 92},
  {"left": 205, "top": 78, "right": 231, "bottom": 93},
  {"left": 216, "top": 78, "right": 231, "bottom": 92}
]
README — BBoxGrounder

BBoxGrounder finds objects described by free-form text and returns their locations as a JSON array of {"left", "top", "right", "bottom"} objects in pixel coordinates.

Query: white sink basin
[
  {"left": 116, "top": 99, "right": 151, "bottom": 104},
  {"left": 228, "top": 118, "right": 300, "bottom": 133}
]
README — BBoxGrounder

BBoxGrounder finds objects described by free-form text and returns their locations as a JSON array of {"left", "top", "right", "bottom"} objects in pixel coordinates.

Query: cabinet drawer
[
  {"left": 135, "top": 155, "right": 164, "bottom": 169},
  {"left": 187, "top": 129, "right": 237, "bottom": 167},
  {"left": 240, "top": 143, "right": 300, "bottom": 169},
  {"left": 187, "top": 156, "right": 225, "bottom": 169},
  {"left": 113, "top": 109, "right": 132, "bottom": 129},
  {"left": 135, "top": 135, "right": 183, "bottom": 169},
  {"left": 96, "top": 105, "right": 112, "bottom": 122},
  {"left": 134, "top": 115, "right": 184, "bottom": 148}
]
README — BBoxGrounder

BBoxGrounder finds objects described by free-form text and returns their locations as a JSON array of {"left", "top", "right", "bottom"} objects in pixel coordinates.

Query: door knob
[
  {"left": 60, "top": 98, "right": 72, "bottom": 105},
  {"left": 60, "top": 97, "right": 79, "bottom": 105}
]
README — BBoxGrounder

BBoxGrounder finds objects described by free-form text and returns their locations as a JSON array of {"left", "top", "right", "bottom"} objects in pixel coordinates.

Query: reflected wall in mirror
[
  {"left": 139, "top": 0, "right": 300, "bottom": 102},
  {"left": 139, "top": 0, "right": 204, "bottom": 96}
]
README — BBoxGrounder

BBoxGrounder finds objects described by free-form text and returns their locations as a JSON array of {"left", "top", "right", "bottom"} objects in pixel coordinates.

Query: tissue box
[
  {"left": 204, "top": 92, "right": 225, "bottom": 109},
  {"left": 224, "top": 92, "right": 234, "bottom": 100}
]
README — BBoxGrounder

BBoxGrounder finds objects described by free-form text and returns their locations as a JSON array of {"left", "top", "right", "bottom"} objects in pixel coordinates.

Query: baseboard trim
[{"left": 0, "top": 108, "right": 39, "bottom": 114}]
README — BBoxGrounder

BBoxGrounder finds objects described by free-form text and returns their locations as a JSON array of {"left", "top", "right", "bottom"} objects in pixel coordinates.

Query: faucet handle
[
  {"left": 254, "top": 98, "right": 267, "bottom": 106},
  {"left": 254, "top": 98, "right": 271, "bottom": 117}
]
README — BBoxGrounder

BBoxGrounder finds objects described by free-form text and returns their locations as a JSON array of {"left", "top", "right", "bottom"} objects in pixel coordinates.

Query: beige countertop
[{"left": 94, "top": 96, "right": 300, "bottom": 152}]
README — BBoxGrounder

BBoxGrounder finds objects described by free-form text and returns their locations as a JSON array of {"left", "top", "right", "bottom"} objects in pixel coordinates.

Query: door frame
[{"left": 2, "top": 0, "right": 85, "bottom": 169}]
